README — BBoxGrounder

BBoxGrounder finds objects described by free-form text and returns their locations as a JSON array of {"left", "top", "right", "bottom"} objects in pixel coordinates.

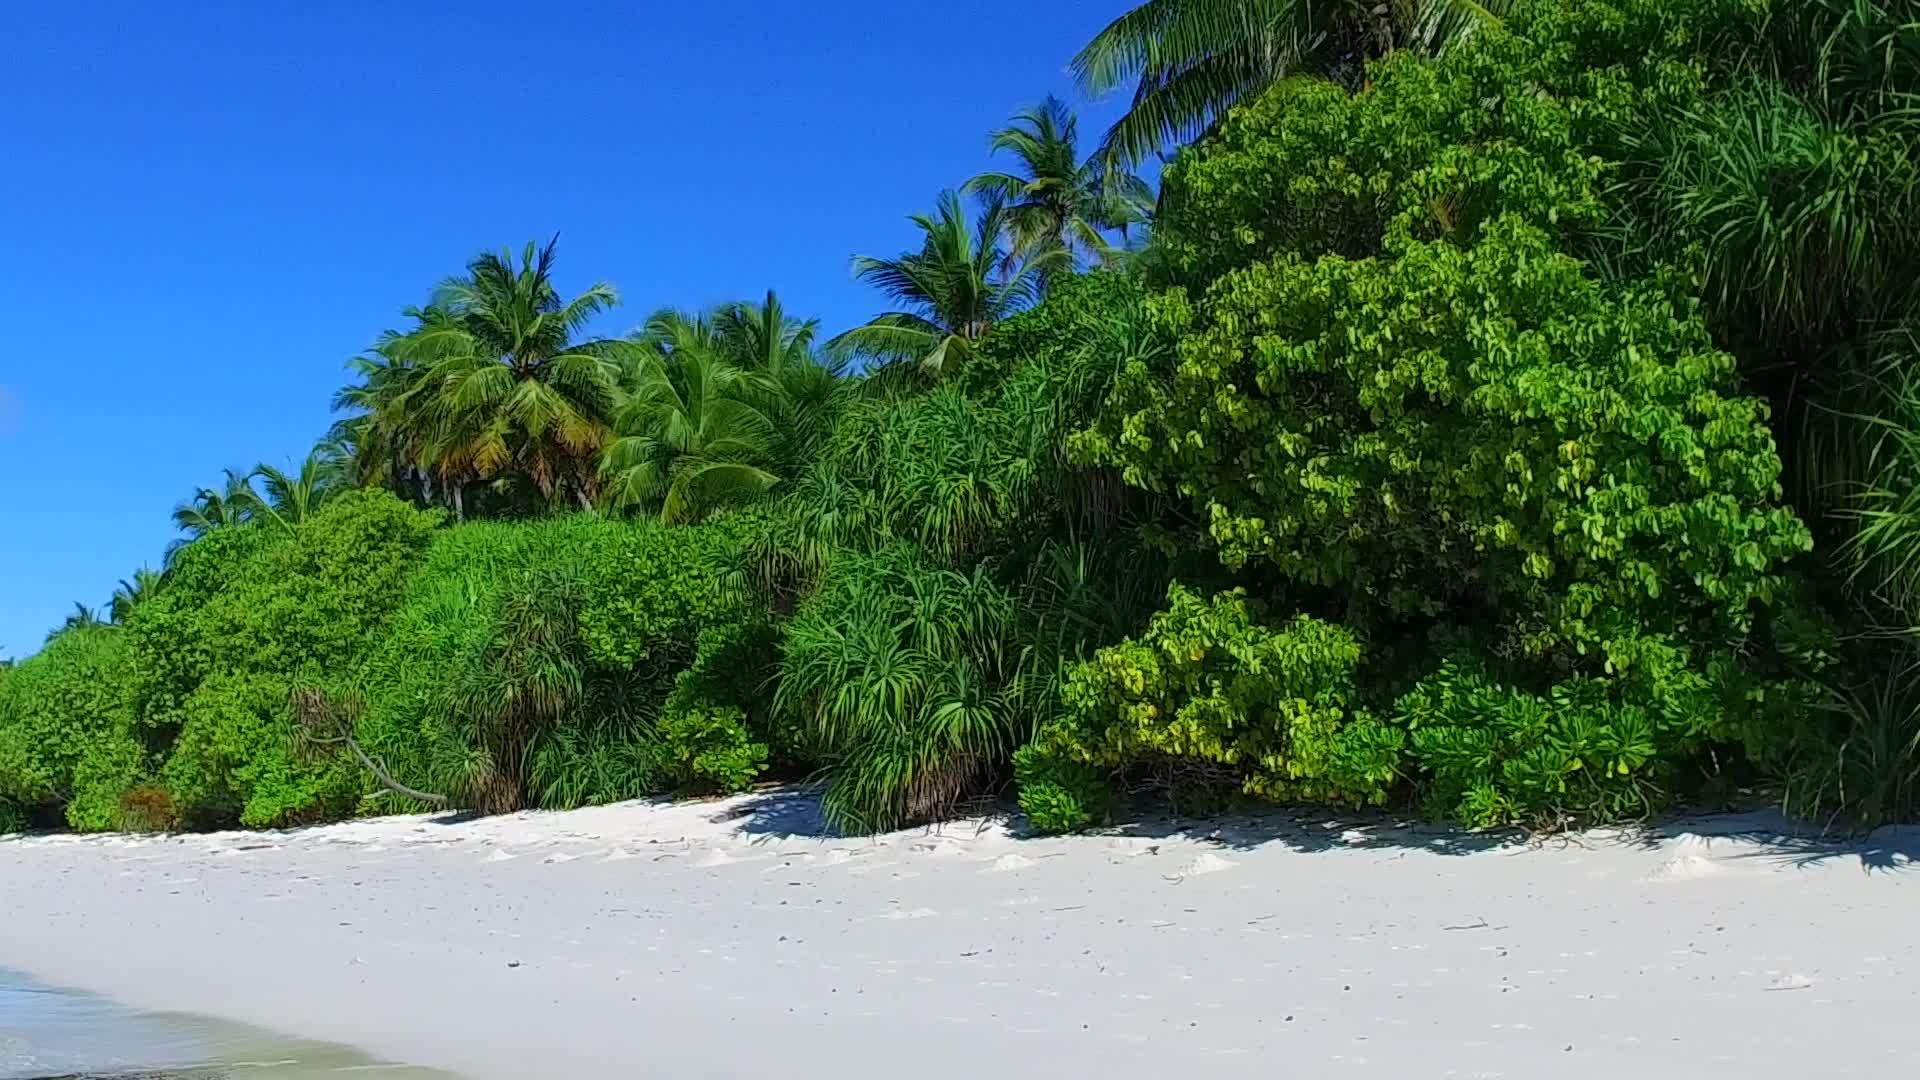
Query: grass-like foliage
[{"left": 778, "top": 548, "right": 1027, "bottom": 830}]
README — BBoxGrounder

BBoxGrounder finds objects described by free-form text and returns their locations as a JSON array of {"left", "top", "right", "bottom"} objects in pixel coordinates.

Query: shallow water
[{"left": 0, "top": 970, "right": 451, "bottom": 1079}]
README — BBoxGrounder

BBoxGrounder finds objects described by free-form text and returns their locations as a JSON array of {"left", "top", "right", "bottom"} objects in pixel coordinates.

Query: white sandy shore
[{"left": 1, "top": 789, "right": 1916, "bottom": 1078}]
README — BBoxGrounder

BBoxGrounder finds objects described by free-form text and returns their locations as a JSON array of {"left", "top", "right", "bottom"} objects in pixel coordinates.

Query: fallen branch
[{"left": 290, "top": 686, "right": 450, "bottom": 807}]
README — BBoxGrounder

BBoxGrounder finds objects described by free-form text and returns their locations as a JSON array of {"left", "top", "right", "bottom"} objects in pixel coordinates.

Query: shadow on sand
[
  {"left": 1624, "top": 810, "right": 1920, "bottom": 874},
  {"left": 702, "top": 786, "right": 1920, "bottom": 872}
]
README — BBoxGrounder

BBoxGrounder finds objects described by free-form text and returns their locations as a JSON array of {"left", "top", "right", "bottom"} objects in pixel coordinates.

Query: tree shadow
[
  {"left": 708, "top": 786, "right": 1520, "bottom": 855},
  {"left": 712, "top": 786, "right": 834, "bottom": 840},
  {"left": 1621, "top": 809, "right": 1920, "bottom": 874},
  {"left": 1059, "top": 806, "right": 1521, "bottom": 857},
  {"left": 691, "top": 786, "right": 1920, "bottom": 870}
]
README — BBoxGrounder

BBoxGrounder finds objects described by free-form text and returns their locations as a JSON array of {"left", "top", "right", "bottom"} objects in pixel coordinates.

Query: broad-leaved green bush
[
  {"left": 352, "top": 514, "right": 778, "bottom": 812},
  {"left": 1059, "top": 1, "right": 1813, "bottom": 827},
  {"left": 1011, "top": 741, "right": 1110, "bottom": 835},
  {"left": 132, "top": 490, "right": 443, "bottom": 826},
  {"left": 0, "top": 627, "right": 148, "bottom": 831},
  {"left": 1020, "top": 586, "right": 1403, "bottom": 832},
  {"left": 651, "top": 705, "right": 769, "bottom": 793}
]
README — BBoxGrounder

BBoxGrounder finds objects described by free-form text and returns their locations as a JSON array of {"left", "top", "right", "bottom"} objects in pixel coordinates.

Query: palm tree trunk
[
  {"left": 451, "top": 484, "right": 465, "bottom": 522},
  {"left": 341, "top": 736, "right": 450, "bottom": 807}
]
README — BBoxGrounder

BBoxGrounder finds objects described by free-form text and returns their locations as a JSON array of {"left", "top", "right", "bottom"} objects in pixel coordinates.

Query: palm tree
[
  {"left": 249, "top": 448, "right": 341, "bottom": 532},
  {"left": 829, "top": 191, "right": 1057, "bottom": 380},
  {"left": 386, "top": 237, "right": 622, "bottom": 516},
  {"left": 1073, "top": 0, "right": 1503, "bottom": 171},
  {"left": 329, "top": 331, "right": 435, "bottom": 500},
  {"left": 600, "top": 311, "right": 781, "bottom": 523},
  {"left": 171, "top": 469, "right": 257, "bottom": 534},
  {"left": 716, "top": 290, "right": 847, "bottom": 473},
  {"left": 46, "top": 603, "right": 104, "bottom": 643},
  {"left": 166, "top": 469, "right": 259, "bottom": 564},
  {"left": 964, "top": 96, "right": 1153, "bottom": 272},
  {"left": 109, "top": 568, "right": 164, "bottom": 624},
  {"left": 716, "top": 289, "right": 822, "bottom": 382}
]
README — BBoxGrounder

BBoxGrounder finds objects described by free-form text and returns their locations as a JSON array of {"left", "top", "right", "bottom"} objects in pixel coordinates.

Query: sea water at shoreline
[{"left": 0, "top": 969, "right": 452, "bottom": 1079}]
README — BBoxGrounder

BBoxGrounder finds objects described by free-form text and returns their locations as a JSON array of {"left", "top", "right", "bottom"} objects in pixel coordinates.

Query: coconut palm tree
[
  {"left": 964, "top": 96, "right": 1153, "bottom": 272},
  {"left": 716, "top": 289, "right": 821, "bottom": 382},
  {"left": 716, "top": 289, "right": 848, "bottom": 474},
  {"left": 166, "top": 469, "right": 259, "bottom": 564},
  {"left": 1074, "top": 0, "right": 1504, "bottom": 171},
  {"left": 599, "top": 311, "right": 782, "bottom": 523},
  {"left": 829, "top": 191, "right": 1058, "bottom": 380},
  {"left": 249, "top": 448, "right": 342, "bottom": 533},
  {"left": 329, "top": 329, "right": 436, "bottom": 500},
  {"left": 109, "top": 568, "right": 164, "bottom": 624},
  {"left": 387, "top": 238, "right": 622, "bottom": 515},
  {"left": 46, "top": 602, "right": 105, "bottom": 643},
  {"left": 170, "top": 470, "right": 257, "bottom": 536}
]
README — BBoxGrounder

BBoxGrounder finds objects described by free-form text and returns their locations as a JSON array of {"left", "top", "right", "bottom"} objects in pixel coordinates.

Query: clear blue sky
[{"left": 0, "top": 0, "right": 1139, "bottom": 658}]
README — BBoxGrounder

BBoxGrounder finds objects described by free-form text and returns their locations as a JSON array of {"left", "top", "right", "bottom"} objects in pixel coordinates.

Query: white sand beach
[{"left": 1, "top": 791, "right": 1915, "bottom": 1078}]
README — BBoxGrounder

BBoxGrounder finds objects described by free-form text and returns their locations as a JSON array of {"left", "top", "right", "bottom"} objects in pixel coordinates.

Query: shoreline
[
  {"left": 2, "top": 790, "right": 1916, "bottom": 1078},
  {"left": 0, "top": 965, "right": 451, "bottom": 1079}
]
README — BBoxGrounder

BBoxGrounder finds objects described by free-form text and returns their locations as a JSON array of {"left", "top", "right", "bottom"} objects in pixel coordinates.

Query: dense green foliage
[
  {"left": 9, "top": 0, "right": 1920, "bottom": 839},
  {"left": 0, "top": 628, "right": 145, "bottom": 831},
  {"left": 1020, "top": 586, "right": 1401, "bottom": 829},
  {"left": 130, "top": 491, "right": 444, "bottom": 826},
  {"left": 349, "top": 515, "right": 777, "bottom": 814}
]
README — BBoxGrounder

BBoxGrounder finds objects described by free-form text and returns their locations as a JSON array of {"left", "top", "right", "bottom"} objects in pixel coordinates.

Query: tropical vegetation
[{"left": 6, "top": 0, "right": 1920, "bottom": 841}]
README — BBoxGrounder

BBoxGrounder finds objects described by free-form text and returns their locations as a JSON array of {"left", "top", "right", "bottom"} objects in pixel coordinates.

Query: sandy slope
[{"left": 0, "top": 790, "right": 1915, "bottom": 1079}]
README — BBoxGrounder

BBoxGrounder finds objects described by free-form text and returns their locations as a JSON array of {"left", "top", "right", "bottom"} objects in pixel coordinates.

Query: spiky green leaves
[
  {"left": 830, "top": 191, "right": 1053, "bottom": 380},
  {"left": 776, "top": 548, "right": 1029, "bottom": 831},
  {"left": 335, "top": 238, "right": 625, "bottom": 514},
  {"left": 963, "top": 95, "right": 1152, "bottom": 276}
]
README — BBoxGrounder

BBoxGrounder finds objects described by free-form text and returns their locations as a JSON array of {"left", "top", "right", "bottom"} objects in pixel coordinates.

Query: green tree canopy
[
  {"left": 964, "top": 96, "right": 1153, "bottom": 274},
  {"left": 346, "top": 238, "right": 623, "bottom": 516},
  {"left": 830, "top": 191, "right": 1059, "bottom": 380}
]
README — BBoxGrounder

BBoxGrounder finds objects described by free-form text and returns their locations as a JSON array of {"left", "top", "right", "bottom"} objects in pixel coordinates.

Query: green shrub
[
  {"left": 127, "top": 491, "right": 443, "bottom": 826},
  {"left": 352, "top": 514, "right": 780, "bottom": 813},
  {"left": 576, "top": 514, "right": 761, "bottom": 675},
  {"left": 0, "top": 800, "right": 25, "bottom": 836},
  {"left": 1396, "top": 654, "right": 1709, "bottom": 828},
  {"left": 757, "top": 273, "right": 1168, "bottom": 595},
  {"left": 68, "top": 736, "right": 151, "bottom": 832},
  {"left": 350, "top": 518, "right": 536, "bottom": 807},
  {"left": 777, "top": 547, "right": 1030, "bottom": 830},
  {"left": 1019, "top": 586, "right": 1404, "bottom": 833},
  {"left": 758, "top": 276, "right": 1174, "bottom": 832},
  {"left": 0, "top": 627, "right": 148, "bottom": 831},
  {"left": 1012, "top": 742, "right": 1107, "bottom": 835},
  {"left": 125, "top": 524, "right": 278, "bottom": 741},
  {"left": 165, "top": 672, "right": 362, "bottom": 827},
  {"left": 528, "top": 722, "right": 661, "bottom": 810},
  {"left": 1067, "top": 10, "right": 1814, "bottom": 827},
  {"left": 652, "top": 705, "right": 768, "bottom": 793},
  {"left": 1085, "top": 214, "right": 1810, "bottom": 663}
]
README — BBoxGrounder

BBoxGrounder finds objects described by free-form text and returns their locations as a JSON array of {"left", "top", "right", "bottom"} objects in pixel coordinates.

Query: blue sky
[{"left": 0, "top": 0, "right": 1139, "bottom": 657}]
